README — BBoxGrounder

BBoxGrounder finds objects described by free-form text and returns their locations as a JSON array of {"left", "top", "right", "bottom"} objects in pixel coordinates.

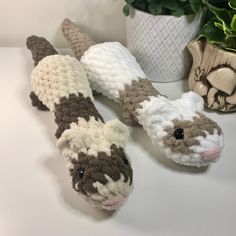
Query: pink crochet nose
[
  {"left": 101, "top": 195, "right": 126, "bottom": 211},
  {"left": 201, "top": 145, "right": 221, "bottom": 161}
]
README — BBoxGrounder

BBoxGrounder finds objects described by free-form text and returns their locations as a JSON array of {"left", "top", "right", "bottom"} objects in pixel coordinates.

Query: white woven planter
[{"left": 127, "top": 8, "right": 204, "bottom": 82}]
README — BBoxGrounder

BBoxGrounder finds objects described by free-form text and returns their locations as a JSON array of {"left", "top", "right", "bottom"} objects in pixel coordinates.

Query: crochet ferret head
[
  {"left": 57, "top": 118, "right": 133, "bottom": 210},
  {"left": 137, "top": 92, "right": 223, "bottom": 167},
  {"left": 27, "top": 35, "right": 133, "bottom": 210}
]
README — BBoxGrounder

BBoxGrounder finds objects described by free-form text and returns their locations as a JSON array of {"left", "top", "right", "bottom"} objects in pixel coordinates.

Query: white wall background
[{"left": 0, "top": 0, "right": 126, "bottom": 47}]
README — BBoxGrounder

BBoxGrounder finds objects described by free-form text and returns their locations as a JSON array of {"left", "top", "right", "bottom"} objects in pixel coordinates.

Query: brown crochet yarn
[
  {"left": 119, "top": 79, "right": 159, "bottom": 126},
  {"left": 70, "top": 144, "right": 133, "bottom": 195},
  {"left": 29, "top": 91, "right": 49, "bottom": 111},
  {"left": 163, "top": 113, "right": 222, "bottom": 155},
  {"left": 26, "top": 35, "right": 58, "bottom": 66},
  {"left": 27, "top": 35, "right": 58, "bottom": 111},
  {"left": 61, "top": 18, "right": 94, "bottom": 60},
  {"left": 54, "top": 93, "right": 104, "bottom": 138},
  {"left": 26, "top": 35, "right": 134, "bottom": 208}
]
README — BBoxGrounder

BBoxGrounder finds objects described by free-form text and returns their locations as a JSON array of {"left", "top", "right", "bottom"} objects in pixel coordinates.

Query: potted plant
[
  {"left": 188, "top": 0, "right": 236, "bottom": 112},
  {"left": 123, "top": 0, "right": 205, "bottom": 82}
]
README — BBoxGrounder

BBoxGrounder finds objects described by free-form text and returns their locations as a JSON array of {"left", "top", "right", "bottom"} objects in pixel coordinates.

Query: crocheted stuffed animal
[
  {"left": 26, "top": 36, "right": 133, "bottom": 210},
  {"left": 61, "top": 19, "right": 224, "bottom": 167}
]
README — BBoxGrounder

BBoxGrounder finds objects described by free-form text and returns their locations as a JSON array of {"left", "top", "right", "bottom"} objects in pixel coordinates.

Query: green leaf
[
  {"left": 123, "top": 0, "right": 203, "bottom": 16},
  {"left": 189, "top": 0, "right": 202, "bottom": 13},
  {"left": 215, "top": 16, "right": 236, "bottom": 37},
  {"left": 148, "top": 2, "right": 162, "bottom": 15},
  {"left": 162, "top": 0, "right": 178, "bottom": 10},
  {"left": 172, "top": 8, "right": 185, "bottom": 17},
  {"left": 214, "top": 22, "right": 224, "bottom": 30},
  {"left": 125, "top": 0, "right": 135, "bottom": 4},
  {"left": 222, "top": 23, "right": 235, "bottom": 36},
  {"left": 123, "top": 4, "right": 130, "bottom": 16},
  {"left": 230, "top": 14, "right": 236, "bottom": 30},
  {"left": 132, "top": 0, "right": 148, "bottom": 11},
  {"left": 229, "top": 0, "right": 236, "bottom": 10},
  {"left": 179, "top": 1, "right": 194, "bottom": 14},
  {"left": 199, "top": 20, "right": 226, "bottom": 44},
  {"left": 225, "top": 37, "right": 236, "bottom": 50},
  {"left": 205, "top": 0, "right": 232, "bottom": 25}
]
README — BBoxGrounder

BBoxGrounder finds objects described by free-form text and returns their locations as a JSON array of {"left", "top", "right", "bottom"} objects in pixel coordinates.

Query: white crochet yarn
[
  {"left": 57, "top": 116, "right": 129, "bottom": 161},
  {"left": 161, "top": 130, "right": 224, "bottom": 166},
  {"left": 81, "top": 42, "right": 146, "bottom": 101},
  {"left": 79, "top": 40, "right": 223, "bottom": 166},
  {"left": 31, "top": 54, "right": 93, "bottom": 111},
  {"left": 136, "top": 92, "right": 224, "bottom": 166}
]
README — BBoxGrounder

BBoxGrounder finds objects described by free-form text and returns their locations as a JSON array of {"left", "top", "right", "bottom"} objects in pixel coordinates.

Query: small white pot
[{"left": 127, "top": 8, "right": 204, "bottom": 82}]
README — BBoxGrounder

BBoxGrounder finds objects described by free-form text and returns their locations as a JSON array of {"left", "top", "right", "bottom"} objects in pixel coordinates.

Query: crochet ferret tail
[
  {"left": 61, "top": 18, "right": 94, "bottom": 60},
  {"left": 26, "top": 35, "right": 58, "bottom": 110},
  {"left": 26, "top": 35, "right": 58, "bottom": 66}
]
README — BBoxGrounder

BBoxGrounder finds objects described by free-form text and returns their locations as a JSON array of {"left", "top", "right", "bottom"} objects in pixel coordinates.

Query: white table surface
[{"left": 0, "top": 47, "right": 236, "bottom": 236}]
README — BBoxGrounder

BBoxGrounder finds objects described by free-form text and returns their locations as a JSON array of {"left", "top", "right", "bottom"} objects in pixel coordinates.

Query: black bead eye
[
  {"left": 78, "top": 168, "right": 85, "bottom": 179},
  {"left": 174, "top": 128, "right": 184, "bottom": 140}
]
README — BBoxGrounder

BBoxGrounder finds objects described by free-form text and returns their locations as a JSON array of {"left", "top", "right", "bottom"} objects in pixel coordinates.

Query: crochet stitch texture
[
  {"left": 62, "top": 19, "right": 224, "bottom": 167},
  {"left": 26, "top": 35, "right": 133, "bottom": 210}
]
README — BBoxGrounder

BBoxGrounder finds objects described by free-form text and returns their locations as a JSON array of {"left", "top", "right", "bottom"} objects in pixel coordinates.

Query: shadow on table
[
  {"left": 43, "top": 155, "right": 166, "bottom": 231},
  {"left": 43, "top": 155, "right": 115, "bottom": 221},
  {"left": 94, "top": 94, "right": 125, "bottom": 122}
]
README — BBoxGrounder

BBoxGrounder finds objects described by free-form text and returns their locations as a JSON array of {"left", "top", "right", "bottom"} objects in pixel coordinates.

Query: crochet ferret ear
[
  {"left": 178, "top": 91, "right": 204, "bottom": 112},
  {"left": 103, "top": 119, "right": 129, "bottom": 146},
  {"left": 142, "top": 96, "right": 179, "bottom": 123}
]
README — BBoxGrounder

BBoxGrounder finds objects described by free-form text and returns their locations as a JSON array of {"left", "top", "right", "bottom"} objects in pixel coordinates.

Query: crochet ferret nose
[
  {"left": 201, "top": 145, "right": 221, "bottom": 161},
  {"left": 101, "top": 194, "right": 126, "bottom": 211}
]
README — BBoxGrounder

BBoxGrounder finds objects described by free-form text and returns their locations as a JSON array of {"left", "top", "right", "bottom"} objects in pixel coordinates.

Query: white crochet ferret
[{"left": 62, "top": 19, "right": 224, "bottom": 167}]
